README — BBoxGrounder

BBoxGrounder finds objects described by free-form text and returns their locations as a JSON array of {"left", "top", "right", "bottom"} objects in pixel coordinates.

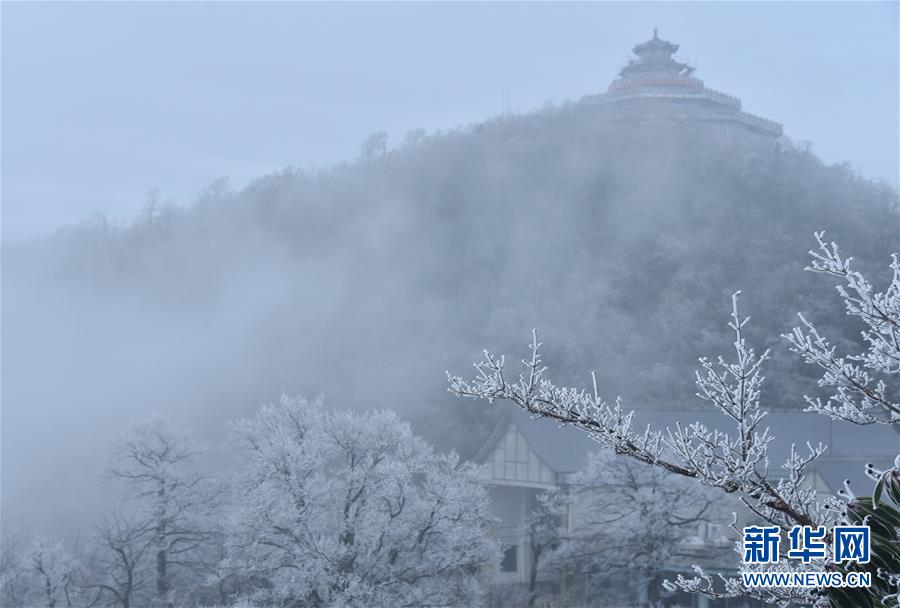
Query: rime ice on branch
[
  {"left": 449, "top": 293, "right": 826, "bottom": 531},
  {"left": 448, "top": 235, "right": 900, "bottom": 606},
  {"left": 784, "top": 231, "right": 900, "bottom": 425},
  {"left": 226, "top": 396, "right": 497, "bottom": 607}
]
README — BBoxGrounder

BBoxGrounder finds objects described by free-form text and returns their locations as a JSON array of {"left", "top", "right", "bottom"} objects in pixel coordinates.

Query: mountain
[{"left": 3, "top": 77, "right": 898, "bottom": 532}]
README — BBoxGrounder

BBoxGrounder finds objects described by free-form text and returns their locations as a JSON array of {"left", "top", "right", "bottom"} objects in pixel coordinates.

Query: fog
[
  {"left": 3, "top": 2, "right": 897, "bottom": 239},
  {"left": 1, "top": 3, "right": 899, "bottom": 600}
]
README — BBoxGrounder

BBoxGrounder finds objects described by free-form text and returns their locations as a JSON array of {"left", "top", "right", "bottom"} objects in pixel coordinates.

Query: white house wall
[{"left": 489, "top": 424, "right": 556, "bottom": 485}]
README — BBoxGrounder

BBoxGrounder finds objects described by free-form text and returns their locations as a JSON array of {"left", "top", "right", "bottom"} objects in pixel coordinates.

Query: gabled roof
[
  {"left": 510, "top": 408, "right": 599, "bottom": 473},
  {"left": 478, "top": 405, "right": 898, "bottom": 492},
  {"left": 474, "top": 407, "right": 599, "bottom": 474}
]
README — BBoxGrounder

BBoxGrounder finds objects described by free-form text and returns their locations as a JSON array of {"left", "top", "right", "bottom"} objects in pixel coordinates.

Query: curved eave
[
  {"left": 580, "top": 92, "right": 783, "bottom": 138},
  {"left": 590, "top": 88, "right": 742, "bottom": 111},
  {"left": 633, "top": 40, "right": 679, "bottom": 55}
]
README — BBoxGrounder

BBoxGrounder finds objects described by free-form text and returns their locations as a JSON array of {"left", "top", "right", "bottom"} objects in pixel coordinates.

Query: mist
[
  {"left": 2, "top": 2, "right": 897, "bottom": 240},
  {"left": 1, "top": 3, "right": 899, "bottom": 608},
  {"left": 4, "top": 112, "right": 898, "bottom": 533}
]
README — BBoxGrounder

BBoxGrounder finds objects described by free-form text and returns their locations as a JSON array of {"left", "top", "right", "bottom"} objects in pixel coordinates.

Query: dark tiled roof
[
  {"left": 509, "top": 408, "right": 598, "bottom": 473},
  {"left": 505, "top": 406, "right": 898, "bottom": 492}
]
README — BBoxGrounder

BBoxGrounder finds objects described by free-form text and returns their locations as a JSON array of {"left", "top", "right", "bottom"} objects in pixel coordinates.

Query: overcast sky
[{"left": 2, "top": 1, "right": 898, "bottom": 241}]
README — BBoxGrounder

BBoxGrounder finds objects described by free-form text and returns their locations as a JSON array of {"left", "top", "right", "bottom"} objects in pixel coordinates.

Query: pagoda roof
[
  {"left": 633, "top": 29, "right": 679, "bottom": 55},
  {"left": 580, "top": 31, "right": 784, "bottom": 139}
]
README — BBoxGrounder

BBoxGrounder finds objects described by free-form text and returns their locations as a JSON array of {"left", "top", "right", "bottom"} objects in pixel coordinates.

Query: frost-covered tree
[
  {"left": 785, "top": 232, "right": 900, "bottom": 425},
  {"left": 107, "top": 419, "right": 219, "bottom": 608},
  {"left": 186, "top": 522, "right": 238, "bottom": 607},
  {"left": 557, "top": 450, "right": 726, "bottom": 606},
  {"left": 0, "top": 531, "right": 90, "bottom": 608},
  {"left": 0, "top": 527, "right": 32, "bottom": 608},
  {"left": 448, "top": 234, "right": 899, "bottom": 606},
  {"left": 26, "top": 538, "right": 81, "bottom": 608},
  {"left": 227, "top": 396, "right": 498, "bottom": 607},
  {"left": 521, "top": 490, "right": 567, "bottom": 608},
  {"left": 360, "top": 131, "right": 388, "bottom": 160},
  {"left": 84, "top": 508, "right": 152, "bottom": 608},
  {"left": 402, "top": 128, "right": 427, "bottom": 147}
]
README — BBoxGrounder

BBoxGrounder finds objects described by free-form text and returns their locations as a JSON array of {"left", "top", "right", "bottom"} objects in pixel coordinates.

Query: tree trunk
[
  {"left": 156, "top": 548, "right": 169, "bottom": 607},
  {"left": 528, "top": 544, "right": 542, "bottom": 608},
  {"left": 44, "top": 573, "right": 56, "bottom": 608},
  {"left": 156, "top": 481, "right": 172, "bottom": 608},
  {"left": 636, "top": 566, "right": 649, "bottom": 608}
]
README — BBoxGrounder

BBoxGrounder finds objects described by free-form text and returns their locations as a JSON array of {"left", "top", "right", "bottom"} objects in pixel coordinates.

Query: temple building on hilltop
[{"left": 582, "top": 30, "right": 783, "bottom": 146}]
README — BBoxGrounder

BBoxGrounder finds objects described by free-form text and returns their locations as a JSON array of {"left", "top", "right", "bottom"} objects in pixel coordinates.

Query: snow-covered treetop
[
  {"left": 784, "top": 232, "right": 900, "bottom": 425},
  {"left": 449, "top": 234, "right": 900, "bottom": 606}
]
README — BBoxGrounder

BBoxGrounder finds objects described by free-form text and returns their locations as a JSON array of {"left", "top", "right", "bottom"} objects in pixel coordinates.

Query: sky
[{"left": 2, "top": 1, "right": 898, "bottom": 241}]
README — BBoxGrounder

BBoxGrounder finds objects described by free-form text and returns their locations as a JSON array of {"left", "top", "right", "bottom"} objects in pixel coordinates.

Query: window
[{"left": 501, "top": 544, "right": 518, "bottom": 573}]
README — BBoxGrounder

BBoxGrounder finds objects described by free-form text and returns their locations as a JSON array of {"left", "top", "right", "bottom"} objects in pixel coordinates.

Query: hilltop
[{"left": 5, "top": 101, "right": 897, "bottom": 451}]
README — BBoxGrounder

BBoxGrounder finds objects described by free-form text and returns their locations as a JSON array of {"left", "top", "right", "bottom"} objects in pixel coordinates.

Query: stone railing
[
  {"left": 736, "top": 111, "right": 783, "bottom": 135},
  {"left": 695, "top": 86, "right": 741, "bottom": 109}
]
